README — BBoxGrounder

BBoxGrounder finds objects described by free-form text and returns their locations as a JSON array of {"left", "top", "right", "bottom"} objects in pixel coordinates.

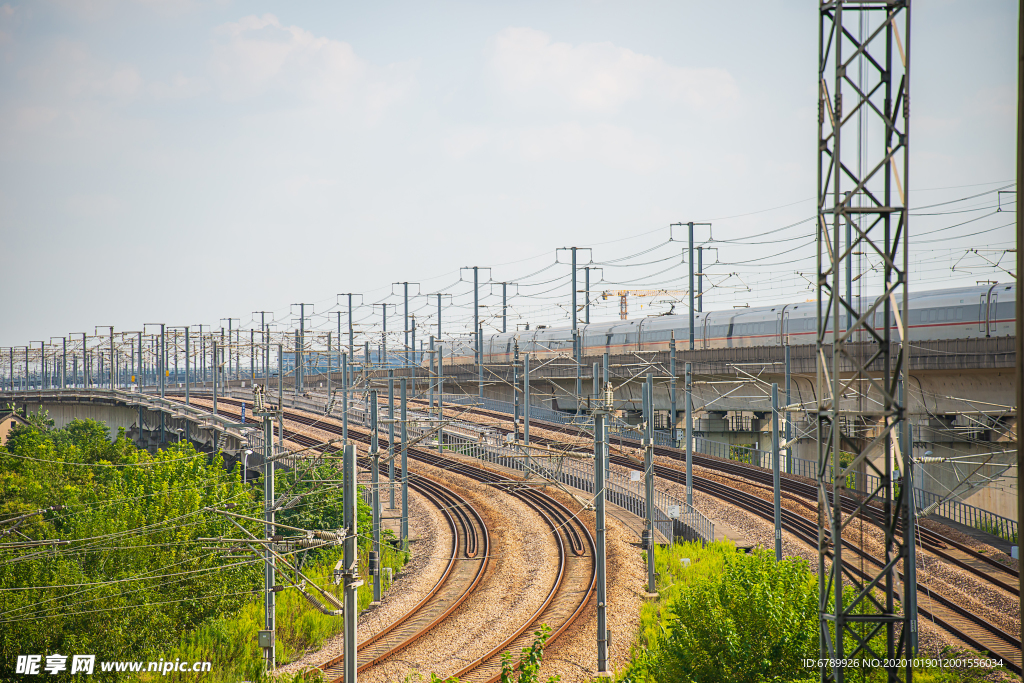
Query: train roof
[{"left": 473, "top": 282, "right": 1016, "bottom": 342}]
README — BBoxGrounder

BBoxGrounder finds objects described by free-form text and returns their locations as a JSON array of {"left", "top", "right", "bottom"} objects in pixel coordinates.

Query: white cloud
[
  {"left": 488, "top": 27, "right": 740, "bottom": 115},
  {"left": 210, "top": 13, "right": 415, "bottom": 119}
]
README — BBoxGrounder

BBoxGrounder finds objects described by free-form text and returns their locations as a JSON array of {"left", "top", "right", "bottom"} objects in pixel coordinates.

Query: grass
[
  {"left": 977, "top": 519, "right": 1018, "bottom": 545},
  {"left": 142, "top": 542, "right": 407, "bottom": 682}
]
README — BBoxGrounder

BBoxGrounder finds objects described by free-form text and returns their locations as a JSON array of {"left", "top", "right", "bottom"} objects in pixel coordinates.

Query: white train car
[{"left": 438, "top": 282, "right": 1015, "bottom": 365}]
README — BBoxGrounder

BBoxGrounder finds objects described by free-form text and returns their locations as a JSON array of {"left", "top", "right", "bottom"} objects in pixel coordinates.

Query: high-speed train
[{"left": 442, "top": 283, "right": 1016, "bottom": 365}]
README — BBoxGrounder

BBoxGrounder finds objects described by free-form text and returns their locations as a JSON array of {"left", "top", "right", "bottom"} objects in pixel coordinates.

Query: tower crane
[{"left": 600, "top": 289, "right": 689, "bottom": 320}]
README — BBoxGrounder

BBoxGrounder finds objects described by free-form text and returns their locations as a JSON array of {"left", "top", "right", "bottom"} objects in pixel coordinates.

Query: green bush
[
  {"left": 619, "top": 542, "right": 1013, "bottom": 683},
  {"left": 0, "top": 417, "right": 404, "bottom": 682},
  {"left": 623, "top": 544, "right": 818, "bottom": 683}
]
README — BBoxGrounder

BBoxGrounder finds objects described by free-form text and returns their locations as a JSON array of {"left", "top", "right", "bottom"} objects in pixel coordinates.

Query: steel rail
[
  {"left": 186, "top": 395, "right": 595, "bottom": 681},
  {"left": 176, "top": 396, "right": 491, "bottom": 680},
  {"left": 422, "top": 397, "right": 1018, "bottom": 587}
]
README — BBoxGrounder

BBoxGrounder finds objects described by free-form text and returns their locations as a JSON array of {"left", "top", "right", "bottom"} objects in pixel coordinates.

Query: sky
[{"left": 0, "top": 0, "right": 1018, "bottom": 349}]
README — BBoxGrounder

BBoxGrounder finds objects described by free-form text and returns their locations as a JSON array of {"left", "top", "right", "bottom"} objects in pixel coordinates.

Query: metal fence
[
  {"left": 247, "top": 387, "right": 1017, "bottom": 545},
  {"left": 641, "top": 430, "right": 1019, "bottom": 544},
  {"left": 437, "top": 428, "right": 715, "bottom": 544},
  {"left": 343, "top": 392, "right": 715, "bottom": 544}
]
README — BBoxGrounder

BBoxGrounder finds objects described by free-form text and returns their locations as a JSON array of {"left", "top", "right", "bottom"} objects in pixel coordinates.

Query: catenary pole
[
  {"left": 401, "top": 378, "right": 409, "bottom": 545},
  {"left": 184, "top": 327, "right": 190, "bottom": 405},
  {"left": 697, "top": 246, "right": 703, "bottom": 312},
  {"left": 473, "top": 268, "right": 480, "bottom": 394},
  {"left": 261, "top": 397, "right": 276, "bottom": 671},
  {"left": 342, "top": 443, "right": 358, "bottom": 683},
  {"left": 689, "top": 222, "right": 695, "bottom": 350},
  {"left": 410, "top": 318, "right": 416, "bottom": 397},
  {"left": 513, "top": 342, "right": 520, "bottom": 439},
  {"left": 772, "top": 383, "right": 782, "bottom": 561},
  {"left": 293, "top": 331, "right": 300, "bottom": 397},
  {"left": 900, "top": 379, "right": 919, "bottom": 655},
  {"left": 670, "top": 331, "right": 677, "bottom": 446},
  {"left": 594, "top": 388, "right": 609, "bottom": 674},
  {"left": 585, "top": 266, "right": 591, "bottom": 324},
  {"left": 342, "top": 354, "right": 348, "bottom": 442},
  {"left": 575, "top": 329, "right": 582, "bottom": 415},
  {"left": 402, "top": 282, "right": 410, "bottom": 368},
  {"left": 570, "top": 247, "right": 577, "bottom": 332},
  {"left": 277, "top": 345, "right": 283, "bottom": 449},
  {"left": 685, "top": 362, "right": 693, "bottom": 506},
  {"left": 212, "top": 339, "right": 218, "bottom": 416},
  {"left": 644, "top": 374, "right": 656, "bottom": 594},
  {"left": 437, "top": 347, "right": 444, "bottom": 454},
  {"left": 371, "top": 389, "right": 381, "bottom": 604},
  {"left": 388, "top": 370, "right": 396, "bottom": 509},
  {"left": 523, "top": 353, "right": 530, "bottom": 447},
  {"left": 1016, "top": 0, "right": 1023, "bottom": 654},
  {"left": 785, "top": 344, "right": 792, "bottom": 473},
  {"left": 255, "top": 312, "right": 271, "bottom": 383}
]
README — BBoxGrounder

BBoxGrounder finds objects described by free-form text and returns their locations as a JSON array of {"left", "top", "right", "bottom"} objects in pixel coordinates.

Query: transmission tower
[{"left": 817, "top": 2, "right": 915, "bottom": 682}]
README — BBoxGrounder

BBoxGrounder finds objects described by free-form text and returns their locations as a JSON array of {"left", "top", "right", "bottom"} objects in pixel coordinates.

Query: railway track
[
  {"left": 318, "top": 474, "right": 489, "bottom": 680},
  {"left": 416, "top": 397, "right": 1017, "bottom": 588},
  {"left": 181, "top": 396, "right": 596, "bottom": 682},
  {"left": 403, "top": 397, "right": 1023, "bottom": 673}
]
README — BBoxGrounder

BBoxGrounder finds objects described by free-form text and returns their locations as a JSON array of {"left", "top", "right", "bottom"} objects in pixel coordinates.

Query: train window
[
  {"left": 937, "top": 309, "right": 946, "bottom": 322},
  {"left": 956, "top": 308, "right": 963, "bottom": 321}
]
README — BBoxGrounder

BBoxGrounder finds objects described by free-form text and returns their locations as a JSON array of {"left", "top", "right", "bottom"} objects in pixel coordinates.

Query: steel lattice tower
[{"left": 817, "top": 2, "right": 915, "bottom": 681}]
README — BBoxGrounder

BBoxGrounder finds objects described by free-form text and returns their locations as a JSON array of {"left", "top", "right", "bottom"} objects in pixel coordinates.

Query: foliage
[
  {"left": 618, "top": 542, "right": 1013, "bottom": 683},
  {"left": 728, "top": 444, "right": 758, "bottom": 466},
  {"left": 0, "top": 420, "right": 405, "bottom": 683},
  {"left": 976, "top": 519, "right": 1017, "bottom": 545},
  {"left": 620, "top": 542, "right": 818, "bottom": 683},
  {"left": 500, "top": 624, "right": 560, "bottom": 683},
  {"left": 1, "top": 420, "right": 258, "bottom": 681}
]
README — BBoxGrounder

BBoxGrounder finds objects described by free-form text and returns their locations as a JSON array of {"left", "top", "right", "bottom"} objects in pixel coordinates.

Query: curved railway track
[
  {"left": 318, "top": 474, "right": 489, "bottom": 680},
  {"left": 423, "top": 398, "right": 1017, "bottom": 582},
  {"left": 422, "top": 399, "right": 1017, "bottom": 581},
  {"left": 405, "top": 397, "right": 1022, "bottom": 673},
  {"left": 184, "top": 396, "right": 596, "bottom": 682}
]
